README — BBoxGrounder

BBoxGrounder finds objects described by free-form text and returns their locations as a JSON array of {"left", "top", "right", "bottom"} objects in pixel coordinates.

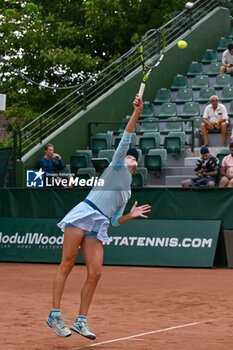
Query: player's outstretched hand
[
  {"left": 130, "top": 201, "right": 151, "bottom": 219},
  {"left": 133, "top": 95, "right": 144, "bottom": 114}
]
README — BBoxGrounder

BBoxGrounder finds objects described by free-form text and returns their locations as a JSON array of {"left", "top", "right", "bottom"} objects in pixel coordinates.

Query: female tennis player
[{"left": 46, "top": 95, "right": 151, "bottom": 339}]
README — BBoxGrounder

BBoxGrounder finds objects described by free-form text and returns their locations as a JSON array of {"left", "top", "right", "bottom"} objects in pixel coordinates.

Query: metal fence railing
[{"left": 14, "top": 0, "right": 220, "bottom": 160}]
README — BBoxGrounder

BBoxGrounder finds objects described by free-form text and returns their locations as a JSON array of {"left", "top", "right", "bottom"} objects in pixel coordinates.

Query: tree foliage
[{"left": 0, "top": 0, "right": 186, "bottom": 140}]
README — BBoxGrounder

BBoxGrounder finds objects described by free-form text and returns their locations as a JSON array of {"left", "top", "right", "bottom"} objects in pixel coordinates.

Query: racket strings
[{"left": 142, "top": 32, "right": 163, "bottom": 69}]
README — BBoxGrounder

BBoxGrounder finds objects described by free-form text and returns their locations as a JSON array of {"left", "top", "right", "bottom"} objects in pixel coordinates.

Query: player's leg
[
  {"left": 220, "top": 122, "right": 227, "bottom": 146},
  {"left": 71, "top": 237, "right": 103, "bottom": 340},
  {"left": 47, "top": 225, "right": 84, "bottom": 337},
  {"left": 201, "top": 122, "right": 209, "bottom": 146}
]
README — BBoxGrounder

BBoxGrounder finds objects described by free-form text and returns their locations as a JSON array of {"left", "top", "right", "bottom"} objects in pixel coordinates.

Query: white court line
[{"left": 69, "top": 318, "right": 219, "bottom": 350}]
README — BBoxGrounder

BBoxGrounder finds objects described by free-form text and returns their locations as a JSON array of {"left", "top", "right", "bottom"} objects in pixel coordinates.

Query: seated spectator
[
  {"left": 219, "top": 142, "right": 233, "bottom": 188},
  {"left": 181, "top": 146, "right": 219, "bottom": 188},
  {"left": 201, "top": 95, "right": 228, "bottom": 147},
  {"left": 220, "top": 43, "right": 233, "bottom": 75},
  {"left": 38, "top": 143, "right": 65, "bottom": 184}
]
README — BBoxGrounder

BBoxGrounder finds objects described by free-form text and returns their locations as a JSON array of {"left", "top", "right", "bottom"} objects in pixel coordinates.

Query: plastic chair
[
  {"left": 114, "top": 132, "right": 136, "bottom": 148},
  {"left": 228, "top": 100, "right": 233, "bottom": 117},
  {"left": 217, "top": 37, "right": 233, "bottom": 51},
  {"left": 140, "top": 102, "right": 154, "bottom": 118},
  {"left": 216, "top": 148, "right": 230, "bottom": 166},
  {"left": 230, "top": 28, "right": 233, "bottom": 39},
  {"left": 187, "top": 62, "right": 203, "bottom": 76},
  {"left": 164, "top": 131, "right": 186, "bottom": 154},
  {"left": 140, "top": 118, "right": 159, "bottom": 132},
  {"left": 214, "top": 74, "right": 231, "bottom": 89},
  {"left": 158, "top": 103, "right": 177, "bottom": 119},
  {"left": 92, "top": 149, "right": 115, "bottom": 172},
  {"left": 73, "top": 150, "right": 92, "bottom": 167},
  {"left": 132, "top": 167, "right": 148, "bottom": 187},
  {"left": 180, "top": 102, "right": 200, "bottom": 119},
  {"left": 192, "top": 75, "right": 209, "bottom": 90},
  {"left": 202, "top": 49, "right": 218, "bottom": 64},
  {"left": 207, "top": 62, "right": 222, "bottom": 76},
  {"left": 139, "top": 132, "right": 160, "bottom": 154},
  {"left": 175, "top": 88, "right": 193, "bottom": 103},
  {"left": 91, "top": 133, "right": 112, "bottom": 154},
  {"left": 0, "top": 147, "right": 12, "bottom": 187},
  {"left": 153, "top": 88, "right": 171, "bottom": 104},
  {"left": 170, "top": 75, "right": 188, "bottom": 90},
  {"left": 144, "top": 149, "right": 167, "bottom": 171},
  {"left": 221, "top": 86, "right": 233, "bottom": 101},
  {"left": 197, "top": 87, "right": 215, "bottom": 102},
  {"left": 77, "top": 167, "right": 96, "bottom": 181},
  {"left": 163, "top": 117, "right": 183, "bottom": 132}
]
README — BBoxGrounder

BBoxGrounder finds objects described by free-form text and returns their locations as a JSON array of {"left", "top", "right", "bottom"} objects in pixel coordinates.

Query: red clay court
[{"left": 1, "top": 263, "right": 233, "bottom": 350}]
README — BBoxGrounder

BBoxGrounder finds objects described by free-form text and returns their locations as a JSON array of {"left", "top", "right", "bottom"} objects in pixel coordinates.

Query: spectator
[
  {"left": 181, "top": 146, "right": 219, "bottom": 188},
  {"left": 219, "top": 142, "right": 233, "bottom": 187},
  {"left": 201, "top": 95, "right": 228, "bottom": 147},
  {"left": 220, "top": 43, "right": 233, "bottom": 75},
  {"left": 38, "top": 143, "right": 65, "bottom": 183}
]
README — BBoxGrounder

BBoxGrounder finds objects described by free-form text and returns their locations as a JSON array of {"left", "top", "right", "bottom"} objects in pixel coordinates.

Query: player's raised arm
[{"left": 125, "top": 95, "right": 144, "bottom": 133}]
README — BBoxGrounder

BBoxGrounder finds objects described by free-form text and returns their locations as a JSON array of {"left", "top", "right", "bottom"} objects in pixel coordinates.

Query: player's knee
[
  {"left": 88, "top": 268, "right": 102, "bottom": 283},
  {"left": 60, "top": 257, "right": 75, "bottom": 274}
]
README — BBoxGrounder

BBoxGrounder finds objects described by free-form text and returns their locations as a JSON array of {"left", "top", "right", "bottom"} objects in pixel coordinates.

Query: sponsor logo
[
  {"left": 0, "top": 232, "right": 63, "bottom": 245},
  {"left": 103, "top": 236, "right": 213, "bottom": 248},
  {"left": 26, "top": 169, "right": 44, "bottom": 187}
]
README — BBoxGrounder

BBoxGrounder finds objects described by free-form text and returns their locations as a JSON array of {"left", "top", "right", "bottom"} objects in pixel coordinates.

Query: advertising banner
[{"left": 0, "top": 218, "right": 221, "bottom": 267}]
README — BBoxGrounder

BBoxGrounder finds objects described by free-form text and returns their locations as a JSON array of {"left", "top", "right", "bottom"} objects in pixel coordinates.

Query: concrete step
[
  {"left": 184, "top": 157, "right": 199, "bottom": 167},
  {"left": 165, "top": 166, "right": 194, "bottom": 175},
  {"left": 165, "top": 175, "right": 194, "bottom": 186}
]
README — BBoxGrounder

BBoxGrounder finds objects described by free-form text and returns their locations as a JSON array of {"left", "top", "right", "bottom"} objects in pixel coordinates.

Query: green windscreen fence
[{"left": 0, "top": 188, "right": 232, "bottom": 266}]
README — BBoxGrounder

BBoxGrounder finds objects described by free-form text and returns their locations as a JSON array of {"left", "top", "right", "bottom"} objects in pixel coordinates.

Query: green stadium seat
[
  {"left": 136, "top": 149, "right": 142, "bottom": 166},
  {"left": 185, "top": 116, "right": 203, "bottom": 133},
  {"left": 115, "top": 132, "right": 136, "bottom": 148},
  {"left": 221, "top": 86, "right": 233, "bottom": 101},
  {"left": 216, "top": 148, "right": 230, "bottom": 166},
  {"left": 158, "top": 103, "right": 177, "bottom": 119},
  {"left": 197, "top": 87, "right": 215, "bottom": 102},
  {"left": 0, "top": 147, "right": 12, "bottom": 187},
  {"left": 164, "top": 131, "right": 186, "bottom": 154},
  {"left": 144, "top": 149, "right": 167, "bottom": 171},
  {"left": 175, "top": 88, "right": 193, "bottom": 103},
  {"left": 73, "top": 150, "right": 92, "bottom": 168},
  {"left": 170, "top": 75, "right": 188, "bottom": 90},
  {"left": 202, "top": 49, "right": 218, "bottom": 64},
  {"left": 153, "top": 88, "right": 171, "bottom": 104},
  {"left": 91, "top": 133, "right": 112, "bottom": 154},
  {"left": 140, "top": 102, "right": 154, "bottom": 118},
  {"left": 217, "top": 37, "right": 233, "bottom": 51},
  {"left": 139, "top": 132, "right": 160, "bottom": 154},
  {"left": 207, "top": 62, "right": 222, "bottom": 76},
  {"left": 131, "top": 167, "right": 148, "bottom": 187},
  {"left": 140, "top": 118, "right": 159, "bottom": 132},
  {"left": 192, "top": 75, "right": 209, "bottom": 90},
  {"left": 228, "top": 100, "right": 233, "bottom": 117},
  {"left": 187, "top": 62, "right": 203, "bottom": 76},
  {"left": 92, "top": 149, "right": 115, "bottom": 172},
  {"left": 229, "top": 28, "right": 233, "bottom": 39},
  {"left": 77, "top": 167, "right": 96, "bottom": 181},
  {"left": 180, "top": 102, "right": 200, "bottom": 119},
  {"left": 214, "top": 74, "right": 231, "bottom": 89},
  {"left": 163, "top": 117, "right": 183, "bottom": 132}
]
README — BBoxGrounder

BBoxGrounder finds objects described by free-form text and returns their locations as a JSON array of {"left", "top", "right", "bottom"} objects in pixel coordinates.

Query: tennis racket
[{"left": 138, "top": 29, "right": 165, "bottom": 99}]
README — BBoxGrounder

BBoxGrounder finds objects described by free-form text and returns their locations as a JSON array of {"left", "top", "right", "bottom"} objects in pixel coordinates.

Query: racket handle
[{"left": 138, "top": 83, "right": 145, "bottom": 99}]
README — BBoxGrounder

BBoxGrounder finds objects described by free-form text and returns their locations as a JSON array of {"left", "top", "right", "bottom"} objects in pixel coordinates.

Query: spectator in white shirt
[
  {"left": 201, "top": 95, "right": 228, "bottom": 147},
  {"left": 220, "top": 43, "right": 233, "bottom": 74}
]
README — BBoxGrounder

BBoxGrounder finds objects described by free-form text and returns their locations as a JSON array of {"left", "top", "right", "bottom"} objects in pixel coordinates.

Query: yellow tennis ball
[{"left": 177, "top": 40, "right": 188, "bottom": 49}]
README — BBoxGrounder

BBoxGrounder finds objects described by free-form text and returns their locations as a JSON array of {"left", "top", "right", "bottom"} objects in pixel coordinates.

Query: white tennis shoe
[
  {"left": 47, "top": 311, "right": 71, "bottom": 337},
  {"left": 71, "top": 318, "right": 96, "bottom": 340}
]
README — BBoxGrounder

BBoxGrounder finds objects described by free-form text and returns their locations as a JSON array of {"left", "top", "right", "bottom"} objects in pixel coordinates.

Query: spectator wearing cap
[
  {"left": 219, "top": 142, "right": 233, "bottom": 187},
  {"left": 220, "top": 43, "right": 233, "bottom": 75},
  {"left": 201, "top": 95, "right": 228, "bottom": 147},
  {"left": 181, "top": 146, "right": 219, "bottom": 188}
]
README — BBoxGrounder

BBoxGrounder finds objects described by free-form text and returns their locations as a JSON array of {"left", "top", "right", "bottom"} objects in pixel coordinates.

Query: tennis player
[{"left": 46, "top": 95, "right": 151, "bottom": 339}]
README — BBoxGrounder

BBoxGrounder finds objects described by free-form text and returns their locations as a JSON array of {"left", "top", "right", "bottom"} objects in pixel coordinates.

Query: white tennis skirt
[{"left": 57, "top": 201, "right": 112, "bottom": 243}]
